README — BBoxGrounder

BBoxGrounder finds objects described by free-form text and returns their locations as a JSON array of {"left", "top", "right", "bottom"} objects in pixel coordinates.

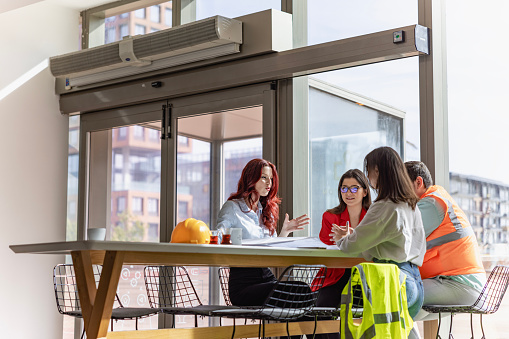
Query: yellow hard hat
[{"left": 170, "top": 218, "right": 211, "bottom": 244}]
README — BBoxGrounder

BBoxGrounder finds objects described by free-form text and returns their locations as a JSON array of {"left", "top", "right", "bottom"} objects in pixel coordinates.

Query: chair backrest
[
  {"left": 144, "top": 266, "right": 202, "bottom": 308},
  {"left": 472, "top": 265, "right": 509, "bottom": 314},
  {"left": 218, "top": 267, "right": 232, "bottom": 306},
  {"left": 54, "top": 264, "right": 82, "bottom": 314},
  {"left": 53, "top": 264, "right": 122, "bottom": 314},
  {"left": 262, "top": 264, "right": 326, "bottom": 320}
]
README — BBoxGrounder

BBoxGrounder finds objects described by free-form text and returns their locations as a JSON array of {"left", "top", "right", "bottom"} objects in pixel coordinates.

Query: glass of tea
[
  {"left": 210, "top": 230, "right": 219, "bottom": 244},
  {"left": 221, "top": 228, "right": 232, "bottom": 245}
]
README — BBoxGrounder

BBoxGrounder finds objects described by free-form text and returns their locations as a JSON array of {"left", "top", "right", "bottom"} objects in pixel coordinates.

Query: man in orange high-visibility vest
[{"left": 405, "top": 161, "right": 486, "bottom": 321}]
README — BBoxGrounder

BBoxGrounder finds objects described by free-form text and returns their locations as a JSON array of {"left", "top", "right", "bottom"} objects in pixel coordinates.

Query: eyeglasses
[{"left": 340, "top": 185, "right": 361, "bottom": 194}]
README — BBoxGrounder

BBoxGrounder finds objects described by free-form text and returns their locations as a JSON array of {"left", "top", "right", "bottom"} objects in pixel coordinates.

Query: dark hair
[
  {"left": 328, "top": 169, "right": 372, "bottom": 215},
  {"left": 364, "top": 147, "right": 419, "bottom": 209},
  {"left": 228, "top": 158, "right": 281, "bottom": 235},
  {"left": 404, "top": 161, "right": 434, "bottom": 188}
]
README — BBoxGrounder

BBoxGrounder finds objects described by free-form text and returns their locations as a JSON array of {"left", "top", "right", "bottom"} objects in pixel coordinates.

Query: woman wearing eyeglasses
[{"left": 314, "top": 169, "right": 371, "bottom": 338}]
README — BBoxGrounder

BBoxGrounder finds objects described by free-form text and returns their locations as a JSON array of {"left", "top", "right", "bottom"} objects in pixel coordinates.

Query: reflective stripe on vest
[
  {"left": 425, "top": 191, "right": 474, "bottom": 250},
  {"left": 341, "top": 263, "right": 412, "bottom": 339}
]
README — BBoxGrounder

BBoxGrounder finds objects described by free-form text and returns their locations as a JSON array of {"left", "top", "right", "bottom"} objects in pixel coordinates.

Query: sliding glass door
[
  {"left": 78, "top": 82, "right": 275, "bottom": 330},
  {"left": 79, "top": 101, "right": 165, "bottom": 331},
  {"left": 169, "top": 84, "right": 273, "bottom": 326}
]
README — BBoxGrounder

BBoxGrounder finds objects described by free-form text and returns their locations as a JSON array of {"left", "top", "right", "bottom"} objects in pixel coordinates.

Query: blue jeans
[{"left": 373, "top": 260, "right": 424, "bottom": 319}]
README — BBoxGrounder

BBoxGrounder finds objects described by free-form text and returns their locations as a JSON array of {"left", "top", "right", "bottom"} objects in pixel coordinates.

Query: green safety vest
[{"left": 340, "top": 263, "right": 413, "bottom": 339}]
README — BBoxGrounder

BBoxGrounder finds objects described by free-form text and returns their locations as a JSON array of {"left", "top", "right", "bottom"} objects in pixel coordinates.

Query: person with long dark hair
[
  {"left": 216, "top": 158, "right": 309, "bottom": 306},
  {"left": 314, "top": 169, "right": 371, "bottom": 339},
  {"left": 331, "top": 147, "right": 426, "bottom": 322}
]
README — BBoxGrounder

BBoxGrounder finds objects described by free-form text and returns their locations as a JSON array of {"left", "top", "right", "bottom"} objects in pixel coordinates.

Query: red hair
[{"left": 228, "top": 158, "right": 281, "bottom": 235}]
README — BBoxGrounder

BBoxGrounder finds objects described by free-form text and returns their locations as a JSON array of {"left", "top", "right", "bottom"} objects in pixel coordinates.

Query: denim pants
[{"left": 373, "top": 259, "right": 424, "bottom": 319}]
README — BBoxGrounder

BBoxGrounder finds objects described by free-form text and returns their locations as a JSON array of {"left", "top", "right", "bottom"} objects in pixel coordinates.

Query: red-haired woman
[{"left": 216, "top": 158, "right": 309, "bottom": 306}]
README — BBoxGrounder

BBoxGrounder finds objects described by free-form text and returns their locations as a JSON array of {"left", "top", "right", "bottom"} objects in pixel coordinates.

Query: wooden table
[{"left": 11, "top": 240, "right": 368, "bottom": 339}]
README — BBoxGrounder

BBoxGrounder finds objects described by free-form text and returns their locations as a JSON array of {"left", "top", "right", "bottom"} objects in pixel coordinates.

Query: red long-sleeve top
[{"left": 318, "top": 208, "right": 367, "bottom": 288}]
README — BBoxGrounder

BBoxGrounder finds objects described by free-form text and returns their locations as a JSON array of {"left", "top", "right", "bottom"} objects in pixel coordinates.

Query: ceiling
[
  {"left": 142, "top": 106, "right": 263, "bottom": 142},
  {"left": 178, "top": 106, "right": 263, "bottom": 142},
  {"left": 0, "top": 0, "right": 116, "bottom": 15}
]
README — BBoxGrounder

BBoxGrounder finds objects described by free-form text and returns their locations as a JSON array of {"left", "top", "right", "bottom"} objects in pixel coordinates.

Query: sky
[{"left": 446, "top": 0, "right": 509, "bottom": 185}]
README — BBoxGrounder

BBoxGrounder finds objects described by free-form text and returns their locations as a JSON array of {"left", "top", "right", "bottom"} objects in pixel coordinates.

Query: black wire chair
[
  {"left": 211, "top": 264, "right": 327, "bottom": 339},
  {"left": 218, "top": 267, "right": 233, "bottom": 306},
  {"left": 53, "top": 264, "right": 158, "bottom": 339},
  {"left": 144, "top": 265, "right": 234, "bottom": 327},
  {"left": 422, "top": 265, "right": 509, "bottom": 339},
  {"left": 218, "top": 266, "right": 243, "bottom": 327},
  {"left": 218, "top": 266, "right": 261, "bottom": 328}
]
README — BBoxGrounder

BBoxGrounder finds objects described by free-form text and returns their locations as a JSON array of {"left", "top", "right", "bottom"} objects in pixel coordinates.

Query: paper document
[{"left": 242, "top": 237, "right": 339, "bottom": 250}]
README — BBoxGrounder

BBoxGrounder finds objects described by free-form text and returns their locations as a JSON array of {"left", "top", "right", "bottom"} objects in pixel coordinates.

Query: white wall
[{"left": 0, "top": 2, "right": 80, "bottom": 338}]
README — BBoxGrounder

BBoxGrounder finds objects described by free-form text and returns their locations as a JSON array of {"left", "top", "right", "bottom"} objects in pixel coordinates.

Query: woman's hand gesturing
[
  {"left": 330, "top": 223, "right": 351, "bottom": 243},
  {"left": 279, "top": 213, "right": 309, "bottom": 237}
]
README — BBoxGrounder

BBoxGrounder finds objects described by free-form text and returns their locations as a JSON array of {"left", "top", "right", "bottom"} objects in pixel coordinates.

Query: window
[
  {"left": 114, "top": 153, "right": 124, "bottom": 169},
  {"left": 69, "top": 130, "right": 78, "bottom": 148},
  {"left": 148, "top": 223, "right": 159, "bottom": 241},
  {"left": 67, "top": 117, "right": 80, "bottom": 245},
  {"left": 105, "top": 27, "right": 116, "bottom": 44},
  {"left": 148, "top": 198, "right": 159, "bottom": 216},
  {"left": 223, "top": 138, "right": 262, "bottom": 199},
  {"left": 68, "top": 154, "right": 79, "bottom": 177},
  {"left": 68, "top": 201, "right": 77, "bottom": 216},
  {"left": 148, "top": 129, "right": 159, "bottom": 141},
  {"left": 119, "top": 24, "right": 129, "bottom": 39},
  {"left": 117, "top": 196, "right": 126, "bottom": 213},
  {"left": 150, "top": 5, "right": 161, "bottom": 23},
  {"left": 135, "top": 24, "right": 146, "bottom": 35},
  {"left": 308, "top": 0, "right": 417, "bottom": 45},
  {"left": 195, "top": 0, "right": 280, "bottom": 22},
  {"left": 132, "top": 197, "right": 143, "bottom": 215},
  {"left": 307, "top": 77, "right": 406, "bottom": 236},
  {"left": 165, "top": 8, "right": 172, "bottom": 26},
  {"left": 113, "top": 173, "right": 124, "bottom": 190},
  {"left": 119, "top": 12, "right": 128, "bottom": 19},
  {"left": 118, "top": 127, "right": 127, "bottom": 140},
  {"left": 178, "top": 200, "right": 189, "bottom": 220},
  {"left": 135, "top": 8, "right": 146, "bottom": 19},
  {"left": 178, "top": 136, "right": 189, "bottom": 147},
  {"left": 133, "top": 125, "right": 145, "bottom": 140}
]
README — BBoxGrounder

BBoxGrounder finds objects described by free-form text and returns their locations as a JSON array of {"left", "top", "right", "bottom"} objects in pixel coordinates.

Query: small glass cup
[
  {"left": 221, "top": 228, "right": 232, "bottom": 245},
  {"left": 210, "top": 230, "right": 219, "bottom": 244}
]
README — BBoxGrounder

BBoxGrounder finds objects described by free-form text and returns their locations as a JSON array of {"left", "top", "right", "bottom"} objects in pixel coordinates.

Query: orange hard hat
[{"left": 170, "top": 218, "right": 211, "bottom": 244}]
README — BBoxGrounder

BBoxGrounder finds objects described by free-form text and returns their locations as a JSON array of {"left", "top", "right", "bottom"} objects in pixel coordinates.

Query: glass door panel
[
  {"left": 80, "top": 84, "right": 272, "bottom": 332},
  {"left": 223, "top": 137, "right": 263, "bottom": 202},
  {"left": 85, "top": 110, "right": 162, "bottom": 332},
  {"left": 174, "top": 102, "right": 264, "bottom": 327},
  {"left": 110, "top": 125, "right": 162, "bottom": 242},
  {"left": 176, "top": 135, "right": 211, "bottom": 225}
]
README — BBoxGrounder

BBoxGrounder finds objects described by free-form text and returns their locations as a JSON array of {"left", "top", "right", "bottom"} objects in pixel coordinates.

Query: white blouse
[
  {"left": 336, "top": 199, "right": 426, "bottom": 266},
  {"left": 216, "top": 199, "right": 275, "bottom": 239}
]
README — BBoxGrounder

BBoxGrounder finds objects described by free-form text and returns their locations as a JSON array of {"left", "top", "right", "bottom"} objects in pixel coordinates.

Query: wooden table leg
[
  {"left": 72, "top": 250, "right": 125, "bottom": 339},
  {"left": 423, "top": 319, "right": 438, "bottom": 339}
]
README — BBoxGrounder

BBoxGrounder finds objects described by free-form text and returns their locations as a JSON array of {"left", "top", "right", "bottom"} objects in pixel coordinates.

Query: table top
[{"left": 10, "top": 240, "right": 366, "bottom": 268}]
